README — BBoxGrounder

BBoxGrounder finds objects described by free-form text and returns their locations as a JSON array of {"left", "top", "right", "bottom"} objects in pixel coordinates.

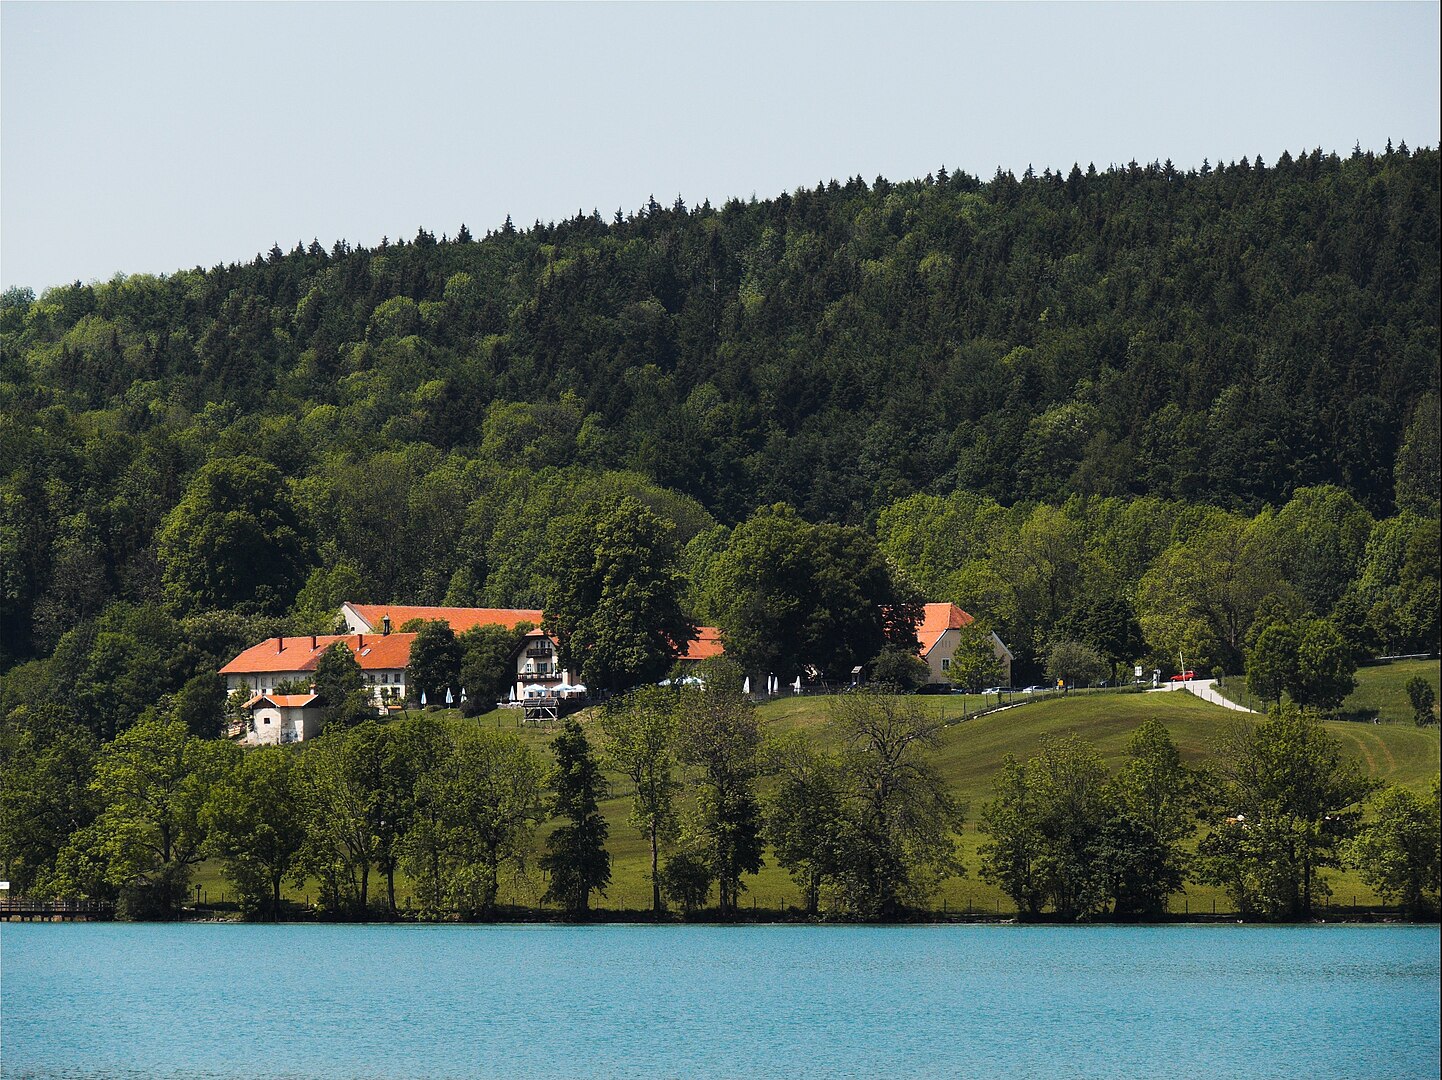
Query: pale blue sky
[{"left": 3, "top": 1, "right": 1438, "bottom": 291}]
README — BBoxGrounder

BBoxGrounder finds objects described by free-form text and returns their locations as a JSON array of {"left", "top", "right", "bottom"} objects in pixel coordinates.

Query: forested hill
[{"left": 1, "top": 145, "right": 1439, "bottom": 673}]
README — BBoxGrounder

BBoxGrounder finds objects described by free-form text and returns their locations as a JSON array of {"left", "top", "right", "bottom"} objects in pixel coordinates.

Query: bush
[
  {"left": 1406, "top": 676, "right": 1437, "bottom": 726},
  {"left": 870, "top": 645, "right": 931, "bottom": 691},
  {"left": 659, "top": 850, "right": 713, "bottom": 914}
]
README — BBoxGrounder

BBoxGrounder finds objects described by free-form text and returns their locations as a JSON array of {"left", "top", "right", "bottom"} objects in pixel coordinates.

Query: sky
[{"left": 2, "top": 1, "right": 1439, "bottom": 292}]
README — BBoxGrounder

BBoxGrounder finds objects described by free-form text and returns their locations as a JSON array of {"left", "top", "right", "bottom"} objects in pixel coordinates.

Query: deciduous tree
[
  {"left": 601, "top": 685, "right": 681, "bottom": 915},
  {"left": 674, "top": 667, "right": 764, "bottom": 915},
  {"left": 407, "top": 621, "right": 463, "bottom": 706},
  {"left": 1101, "top": 719, "right": 1192, "bottom": 916},
  {"left": 60, "top": 716, "right": 238, "bottom": 918},
  {"left": 830, "top": 691, "right": 963, "bottom": 917},
  {"left": 203, "top": 746, "right": 311, "bottom": 920},
  {"left": 544, "top": 495, "right": 696, "bottom": 693},
  {"left": 156, "top": 456, "right": 312, "bottom": 613},
  {"left": 705, "top": 504, "right": 921, "bottom": 683},
  {"left": 1198, "top": 706, "right": 1376, "bottom": 918},
  {"left": 1347, "top": 781, "right": 1440, "bottom": 916},
  {"left": 764, "top": 734, "right": 846, "bottom": 915},
  {"left": 946, "top": 622, "right": 1005, "bottom": 691}
]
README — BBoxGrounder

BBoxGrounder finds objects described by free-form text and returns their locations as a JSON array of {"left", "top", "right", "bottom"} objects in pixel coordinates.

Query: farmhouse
[
  {"left": 916, "top": 602, "right": 1014, "bottom": 688},
  {"left": 219, "top": 632, "right": 416, "bottom": 702}
]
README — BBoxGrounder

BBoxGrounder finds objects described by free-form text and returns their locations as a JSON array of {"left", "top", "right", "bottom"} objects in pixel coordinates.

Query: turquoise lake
[{"left": 1, "top": 923, "right": 1438, "bottom": 1078}]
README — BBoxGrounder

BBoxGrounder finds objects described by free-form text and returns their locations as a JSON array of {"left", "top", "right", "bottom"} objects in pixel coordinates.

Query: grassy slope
[
  {"left": 1342, "top": 659, "right": 1442, "bottom": 724},
  {"left": 1220, "top": 658, "right": 1441, "bottom": 724},
  {"left": 198, "top": 684, "right": 1440, "bottom": 915}
]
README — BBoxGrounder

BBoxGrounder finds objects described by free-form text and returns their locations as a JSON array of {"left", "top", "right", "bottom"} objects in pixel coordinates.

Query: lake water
[{"left": 1, "top": 923, "right": 1437, "bottom": 1078}]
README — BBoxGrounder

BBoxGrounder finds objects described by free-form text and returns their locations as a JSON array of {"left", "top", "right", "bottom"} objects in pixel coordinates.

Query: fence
[{"left": 0, "top": 897, "right": 114, "bottom": 920}]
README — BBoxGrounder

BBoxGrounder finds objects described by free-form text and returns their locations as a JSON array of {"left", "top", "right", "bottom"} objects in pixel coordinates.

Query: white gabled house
[
  {"left": 916, "top": 603, "right": 1014, "bottom": 687},
  {"left": 244, "top": 693, "right": 323, "bottom": 745}
]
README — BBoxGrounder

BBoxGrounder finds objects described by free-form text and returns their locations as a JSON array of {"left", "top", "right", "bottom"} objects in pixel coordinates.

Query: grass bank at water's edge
[{"left": 189, "top": 681, "right": 1439, "bottom": 918}]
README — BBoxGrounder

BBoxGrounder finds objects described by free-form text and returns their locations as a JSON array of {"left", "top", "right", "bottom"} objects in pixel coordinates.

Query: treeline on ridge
[{"left": 3, "top": 143, "right": 1439, "bottom": 676}]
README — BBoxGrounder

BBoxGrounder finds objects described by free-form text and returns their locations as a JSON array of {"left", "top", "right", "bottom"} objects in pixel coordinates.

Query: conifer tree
[{"left": 541, "top": 718, "right": 611, "bottom": 917}]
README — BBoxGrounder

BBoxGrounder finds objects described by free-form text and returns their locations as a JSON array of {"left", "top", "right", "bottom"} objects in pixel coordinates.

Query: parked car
[
  {"left": 1021, "top": 684, "right": 1051, "bottom": 694},
  {"left": 1168, "top": 670, "right": 1197, "bottom": 682},
  {"left": 981, "top": 686, "right": 1006, "bottom": 695}
]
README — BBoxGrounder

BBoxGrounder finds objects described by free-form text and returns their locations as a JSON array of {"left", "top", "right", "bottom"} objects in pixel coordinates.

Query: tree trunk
[
  {"left": 650, "top": 828, "right": 662, "bottom": 917},
  {"left": 1302, "top": 848, "right": 1313, "bottom": 918},
  {"left": 359, "top": 865, "right": 370, "bottom": 916},
  {"left": 386, "top": 862, "right": 397, "bottom": 916},
  {"left": 272, "top": 874, "right": 282, "bottom": 922}
]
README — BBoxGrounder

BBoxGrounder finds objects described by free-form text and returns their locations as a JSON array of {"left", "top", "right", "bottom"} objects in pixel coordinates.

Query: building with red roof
[
  {"left": 341, "top": 603, "right": 542, "bottom": 636},
  {"left": 915, "top": 602, "right": 1013, "bottom": 687},
  {"left": 241, "top": 693, "right": 322, "bottom": 745},
  {"left": 220, "top": 632, "right": 417, "bottom": 704}
]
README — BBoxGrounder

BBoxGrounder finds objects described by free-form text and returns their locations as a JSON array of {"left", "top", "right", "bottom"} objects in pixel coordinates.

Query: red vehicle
[{"left": 1168, "top": 670, "right": 1196, "bottom": 682}]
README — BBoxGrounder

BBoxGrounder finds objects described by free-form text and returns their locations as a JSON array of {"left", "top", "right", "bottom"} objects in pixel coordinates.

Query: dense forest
[{"left": 1, "top": 144, "right": 1438, "bottom": 706}]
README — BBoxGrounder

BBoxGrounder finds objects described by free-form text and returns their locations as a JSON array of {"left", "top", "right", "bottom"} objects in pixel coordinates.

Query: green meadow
[{"left": 193, "top": 664, "right": 1440, "bottom": 917}]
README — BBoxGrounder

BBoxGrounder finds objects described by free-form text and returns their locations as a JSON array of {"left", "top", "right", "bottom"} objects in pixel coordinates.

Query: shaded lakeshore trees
[
  {"left": 980, "top": 720, "right": 1192, "bottom": 920},
  {"left": 601, "top": 685, "right": 681, "bottom": 916},
  {"left": 202, "top": 746, "right": 310, "bottom": 920},
  {"left": 829, "top": 692, "right": 964, "bottom": 917},
  {"left": 541, "top": 718, "right": 611, "bottom": 917},
  {"left": 762, "top": 692, "right": 964, "bottom": 918},
  {"left": 1197, "top": 705, "right": 1377, "bottom": 919},
  {"left": 58, "top": 716, "right": 238, "bottom": 919},
  {"left": 673, "top": 668, "right": 765, "bottom": 916},
  {"left": 1347, "top": 780, "right": 1441, "bottom": 916}
]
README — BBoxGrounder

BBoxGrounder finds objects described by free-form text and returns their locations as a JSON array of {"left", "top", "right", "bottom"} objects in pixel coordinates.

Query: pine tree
[{"left": 541, "top": 718, "right": 611, "bottom": 917}]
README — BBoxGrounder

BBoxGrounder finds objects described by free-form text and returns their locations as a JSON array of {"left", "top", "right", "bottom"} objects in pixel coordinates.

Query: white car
[{"left": 1021, "top": 685, "right": 1051, "bottom": 694}]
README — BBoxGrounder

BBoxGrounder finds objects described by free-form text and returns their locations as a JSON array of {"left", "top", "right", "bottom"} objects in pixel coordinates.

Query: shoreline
[{"left": 10, "top": 910, "right": 1435, "bottom": 927}]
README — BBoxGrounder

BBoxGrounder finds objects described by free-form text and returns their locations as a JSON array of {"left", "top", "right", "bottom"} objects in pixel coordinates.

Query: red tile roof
[
  {"left": 221, "top": 633, "right": 416, "bottom": 675},
  {"left": 916, "top": 603, "right": 975, "bottom": 655},
  {"left": 347, "top": 604, "right": 542, "bottom": 633},
  {"left": 680, "top": 626, "right": 725, "bottom": 661},
  {"left": 245, "top": 693, "right": 320, "bottom": 709}
]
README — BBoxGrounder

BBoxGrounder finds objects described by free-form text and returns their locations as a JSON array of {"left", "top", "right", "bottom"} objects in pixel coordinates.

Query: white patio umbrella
[
  {"left": 792, "top": 676, "right": 802, "bottom": 693},
  {"left": 571, "top": 683, "right": 587, "bottom": 695},
  {"left": 522, "top": 683, "right": 548, "bottom": 697},
  {"left": 554, "top": 682, "right": 576, "bottom": 695},
  {"left": 420, "top": 691, "right": 428, "bottom": 706},
  {"left": 742, "top": 676, "right": 750, "bottom": 694}
]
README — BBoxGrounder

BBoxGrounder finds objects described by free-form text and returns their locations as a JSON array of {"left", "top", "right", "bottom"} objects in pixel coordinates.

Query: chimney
[
  {"left": 382, "top": 614, "right": 392, "bottom": 636},
  {"left": 357, "top": 633, "right": 364, "bottom": 649},
  {"left": 277, "top": 635, "right": 284, "bottom": 653},
  {"left": 311, "top": 634, "right": 318, "bottom": 650}
]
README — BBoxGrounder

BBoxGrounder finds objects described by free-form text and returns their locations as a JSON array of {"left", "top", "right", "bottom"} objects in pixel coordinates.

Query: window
[{"left": 941, "top": 658, "right": 950, "bottom": 671}]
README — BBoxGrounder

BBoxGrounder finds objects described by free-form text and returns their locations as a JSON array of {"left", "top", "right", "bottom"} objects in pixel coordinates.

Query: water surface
[{"left": 2, "top": 923, "right": 1437, "bottom": 1078}]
